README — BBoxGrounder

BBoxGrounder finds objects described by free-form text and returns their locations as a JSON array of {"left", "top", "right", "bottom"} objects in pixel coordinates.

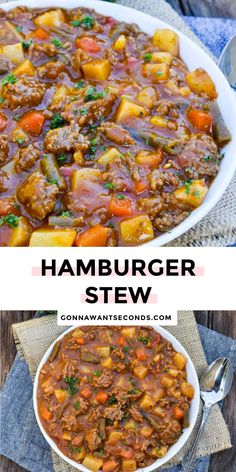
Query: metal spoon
[
  {"left": 218, "top": 34, "right": 236, "bottom": 90},
  {"left": 182, "top": 357, "right": 234, "bottom": 472}
]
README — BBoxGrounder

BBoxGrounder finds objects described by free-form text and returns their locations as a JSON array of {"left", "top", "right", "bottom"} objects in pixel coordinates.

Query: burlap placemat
[
  {"left": 12, "top": 311, "right": 232, "bottom": 472},
  {"left": 1, "top": 0, "right": 236, "bottom": 246}
]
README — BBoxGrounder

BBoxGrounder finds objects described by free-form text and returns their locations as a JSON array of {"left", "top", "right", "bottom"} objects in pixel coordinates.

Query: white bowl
[
  {"left": 2, "top": 0, "right": 236, "bottom": 247},
  {"left": 33, "top": 325, "right": 200, "bottom": 471}
]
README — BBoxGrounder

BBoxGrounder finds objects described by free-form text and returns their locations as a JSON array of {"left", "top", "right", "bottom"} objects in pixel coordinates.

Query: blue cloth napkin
[{"left": 0, "top": 320, "right": 235, "bottom": 472}]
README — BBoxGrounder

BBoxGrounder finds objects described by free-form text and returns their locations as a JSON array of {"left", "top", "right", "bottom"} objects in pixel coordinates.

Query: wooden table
[
  {"left": 0, "top": 310, "right": 235, "bottom": 472},
  {"left": 167, "top": 0, "right": 236, "bottom": 18}
]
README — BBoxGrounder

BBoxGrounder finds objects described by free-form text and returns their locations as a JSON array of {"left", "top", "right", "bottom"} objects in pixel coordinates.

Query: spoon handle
[{"left": 182, "top": 405, "right": 211, "bottom": 472}]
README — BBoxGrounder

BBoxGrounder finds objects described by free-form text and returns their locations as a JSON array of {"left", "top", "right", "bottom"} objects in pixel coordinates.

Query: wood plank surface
[
  {"left": 0, "top": 310, "right": 235, "bottom": 472},
  {"left": 167, "top": 0, "right": 236, "bottom": 18}
]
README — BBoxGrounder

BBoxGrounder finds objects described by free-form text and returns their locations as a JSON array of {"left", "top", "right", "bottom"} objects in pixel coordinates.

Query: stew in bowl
[
  {"left": 0, "top": 4, "right": 232, "bottom": 246},
  {"left": 35, "top": 326, "right": 199, "bottom": 471}
]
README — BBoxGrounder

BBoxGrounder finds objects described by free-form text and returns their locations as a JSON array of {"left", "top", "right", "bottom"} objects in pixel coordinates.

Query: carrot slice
[
  {"left": 76, "top": 337, "right": 85, "bottom": 345},
  {"left": 136, "top": 348, "right": 147, "bottom": 361},
  {"left": 41, "top": 407, "right": 52, "bottom": 420},
  {"left": 109, "top": 197, "right": 133, "bottom": 217},
  {"left": 117, "top": 336, "right": 125, "bottom": 346},
  {"left": 119, "top": 448, "right": 134, "bottom": 459},
  {"left": 75, "top": 225, "right": 111, "bottom": 247},
  {"left": 134, "top": 181, "right": 147, "bottom": 195},
  {"left": 80, "top": 387, "right": 92, "bottom": 399},
  {"left": 0, "top": 113, "right": 7, "bottom": 131},
  {"left": 75, "top": 37, "right": 101, "bottom": 52},
  {"left": 173, "top": 406, "right": 184, "bottom": 420},
  {"left": 33, "top": 27, "right": 49, "bottom": 40},
  {"left": 188, "top": 108, "right": 213, "bottom": 133},
  {"left": 96, "top": 391, "right": 108, "bottom": 404},
  {"left": 19, "top": 111, "right": 45, "bottom": 136},
  {"left": 102, "top": 460, "right": 118, "bottom": 472}
]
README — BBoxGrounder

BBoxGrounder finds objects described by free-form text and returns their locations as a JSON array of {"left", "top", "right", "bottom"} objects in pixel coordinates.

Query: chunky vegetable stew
[
  {"left": 0, "top": 6, "right": 231, "bottom": 246},
  {"left": 37, "top": 326, "right": 195, "bottom": 471}
]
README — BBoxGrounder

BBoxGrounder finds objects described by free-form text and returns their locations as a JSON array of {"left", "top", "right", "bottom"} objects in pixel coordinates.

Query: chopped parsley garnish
[
  {"left": 0, "top": 214, "right": 19, "bottom": 228},
  {"left": 50, "top": 113, "right": 65, "bottom": 129},
  {"left": 123, "top": 346, "right": 130, "bottom": 353},
  {"left": 144, "top": 53, "right": 152, "bottom": 62},
  {"left": 2, "top": 73, "right": 17, "bottom": 86},
  {"left": 116, "top": 195, "right": 125, "bottom": 199},
  {"left": 104, "top": 182, "right": 115, "bottom": 190},
  {"left": 138, "top": 336, "right": 149, "bottom": 345},
  {"left": 89, "top": 138, "right": 97, "bottom": 155},
  {"left": 220, "top": 152, "right": 225, "bottom": 160},
  {"left": 193, "top": 190, "right": 201, "bottom": 198},
  {"left": 42, "top": 153, "right": 48, "bottom": 159},
  {"left": 84, "top": 86, "right": 106, "bottom": 102},
  {"left": 110, "top": 345, "right": 116, "bottom": 351},
  {"left": 73, "top": 108, "right": 79, "bottom": 115},
  {"left": 93, "top": 370, "right": 101, "bottom": 377},
  {"left": 71, "top": 15, "right": 95, "bottom": 30},
  {"left": 16, "top": 26, "right": 23, "bottom": 32},
  {"left": 0, "top": 96, "right": 4, "bottom": 104},
  {"left": 13, "top": 114, "right": 21, "bottom": 121},
  {"left": 108, "top": 222, "right": 115, "bottom": 229},
  {"left": 51, "top": 38, "right": 63, "bottom": 48},
  {"left": 183, "top": 179, "right": 192, "bottom": 195},
  {"left": 16, "top": 138, "right": 25, "bottom": 145},
  {"left": 156, "top": 71, "right": 164, "bottom": 76},
  {"left": 204, "top": 155, "right": 213, "bottom": 162},
  {"left": 21, "top": 40, "right": 33, "bottom": 49},
  {"left": 107, "top": 395, "right": 117, "bottom": 405},
  {"left": 48, "top": 178, "right": 59, "bottom": 185},
  {"left": 64, "top": 377, "right": 78, "bottom": 396},
  {"left": 80, "top": 107, "right": 88, "bottom": 116},
  {"left": 128, "top": 388, "right": 140, "bottom": 394},
  {"left": 76, "top": 80, "right": 86, "bottom": 89},
  {"left": 74, "top": 400, "right": 80, "bottom": 410},
  {"left": 61, "top": 211, "right": 72, "bottom": 217},
  {"left": 164, "top": 368, "right": 169, "bottom": 373},
  {"left": 57, "top": 153, "right": 67, "bottom": 162}
]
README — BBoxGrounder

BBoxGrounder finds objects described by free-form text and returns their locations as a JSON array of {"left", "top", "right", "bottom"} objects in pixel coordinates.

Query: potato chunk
[
  {"left": 29, "top": 229, "right": 76, "bottom": 247},
  {"left": 0, "top": 43, "right": 24, "bottom": 65},
  {"left": 186, "top": 68, "right": 217, "bottom": 99},
  {"left": 71, "top": 169, "right": 102, "bottom": 192},
  {"left": 150, "top": 51, "right": 173, "bottom": 65},
  {"left": 35, "top": 9, "right": 65, "bottom": 28},
  {"left": 181, "top": 382, "right": 194, "bottom": 399},
  {"left": 13, "top": 59, "right": 35, "bottom": 77},
  {"left": 136, "top": 86, "right": 157, "bottom": 109},
  {"left": 122, "top": 459, "right": 137, "bottom": 472},
  {"left": 97, "top": 346, "right": 110, "bottom": 358},
  {"left": 120, "top": 215, "right": 154, "bottom": 245},
  {"left": 113, "top": 34, "right": 126, "bottom": 50},
  {"left": 82, "top": 454, "right": 103, "bottom": 472},
  {"left": 174, "top": 180, "right": 208, "bottom": 208},
  {"left": 115, "top": 98, "right": 147, "bottom": 123},
  {"left": 153, "top": 29, "right": 179, "bottom": 56},
  {"left": 173, "top": 352, "right": 186, "bottom": 370},
  {"left": 9, "top": 217, "right": 32, "bottom": 247},
  {"left": 54, "top": 389, "right": 68, "bottom": 403},
  {"left": 133, "top": 365, "right": 148, "bottom": 380},
  {"left": 142, "top": 63, "right": 170, "bottom": 82},
  {"left": 108, "top": 431, "right": 123, "bottom": 445},
  {"left": 82, "top": 59, "right": 111, "bottom": 80},
  {"left": 121, "top": 327, "right": 136, "bottom": 338},
  {"left": 101, "top": 357, "right": 113, "bottom": 369},
  {"left": 97, "top": 147, "right": 123, "bottom": 166},
  {"left": 139, "top": 393, "right": 155, "bottom": 410}
]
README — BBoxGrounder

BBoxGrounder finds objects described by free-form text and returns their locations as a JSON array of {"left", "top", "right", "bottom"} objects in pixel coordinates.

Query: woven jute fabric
[{"left": 12, "top": 312, "right": 232, "bottom": 472}]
